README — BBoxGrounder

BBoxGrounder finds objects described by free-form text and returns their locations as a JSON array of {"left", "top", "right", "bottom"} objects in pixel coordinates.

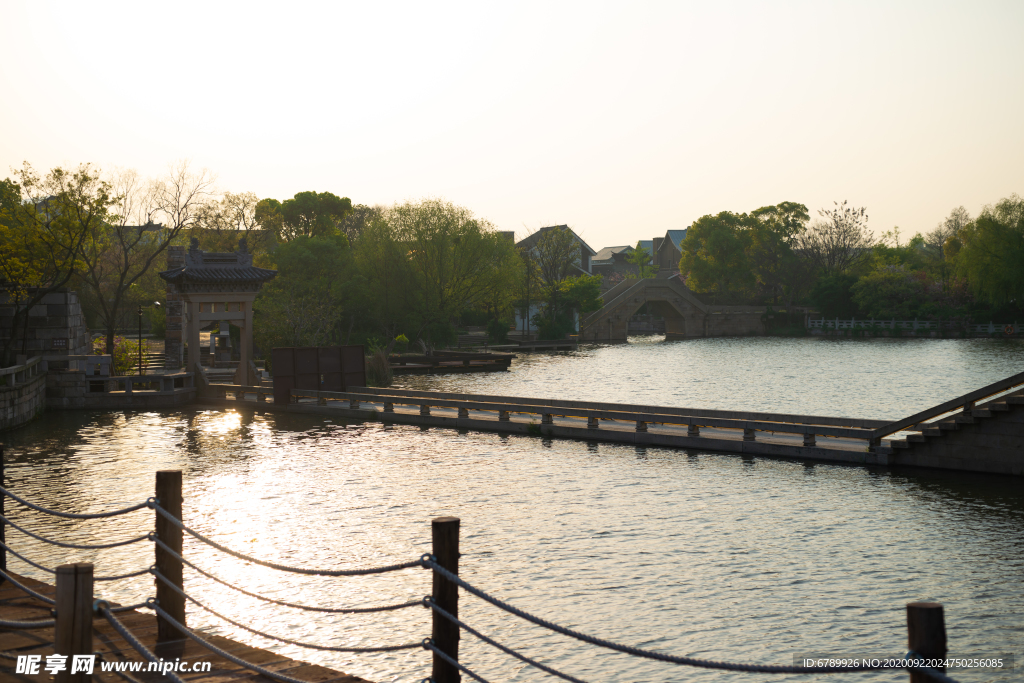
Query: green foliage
[
  {"left": 810, "top": 274, "right": 861, "bottom": 318},
  {"left": 626, "top": 244, "right": 656, "bottom": 278},
  {"left": 486, "top": 318, "right": 510, "bottom": 343},
  {"left": 748, "top": 202, "right": 809, "bottom": 304},
  {"left": 147, "top": 305, "right": 166, "bottom": 338},
  {"left": 254, "top": 234, "right": 357, "bottom": 353},
  {"left": 679, "top": 211, "right": 754, "bottom": 301},
  {"left": 954, "top": 194, "right": 1024, "bottom": 306},
  {"left": 98, "top": 335, "right": 146, "bottom": 376},
  {"left": 258, "top": 191, "right": 352, "bottom": 242}
]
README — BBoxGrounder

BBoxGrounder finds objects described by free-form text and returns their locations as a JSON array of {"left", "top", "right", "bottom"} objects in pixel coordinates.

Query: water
[{"left": 2, "top": 337, "right": 1023, "bottom": 682}]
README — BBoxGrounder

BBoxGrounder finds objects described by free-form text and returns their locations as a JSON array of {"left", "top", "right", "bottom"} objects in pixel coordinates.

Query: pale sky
[{"left": 2, "top": 1, "right": 1022, "bottom": 248}]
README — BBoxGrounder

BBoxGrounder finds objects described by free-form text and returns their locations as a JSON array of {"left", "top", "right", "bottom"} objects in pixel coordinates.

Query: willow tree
[{"left": 955, "top": 194, "right": 1024, "bottom": 305}]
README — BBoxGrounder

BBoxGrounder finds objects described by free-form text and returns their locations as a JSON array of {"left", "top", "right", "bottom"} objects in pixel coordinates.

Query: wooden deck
[{"left": 0, "top": 572, "right": 370, "bottom": 683}]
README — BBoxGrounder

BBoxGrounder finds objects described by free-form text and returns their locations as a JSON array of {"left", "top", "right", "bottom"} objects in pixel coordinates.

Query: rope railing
[
  {"left": 424, "top": 639, "right": 491, "bottom": 683},
  {"left": 148, "top": 602, "right": 334, "bottom": 683},
  {"left": 0, "top": 467, "right": 967, "bottom": 683},
  {"left": 0, "top": 616, "right": 56, "bottom": 629},
  {"left": 96, "top": 602, "right": 187, "bottom": 683},
  {"left": 424, "top": 596, "right": 589, "bottom": 683},
  {"left": 0, "top": 566, "right": 55, "bottom": 604},
  {"left": 151, "top": 569, "right": 422, "bottom": 653},
  {"left": 0, "top": 486, "right": 150, "bottom": 519},
  {"left": 421, "top": 558, "right": 963, "bottom": 681},
  {"left": 152, "top": 502, "right": 423, "bottom": 576},
  {"left": 153, "top": 536, "right": 420, "bottom": 613},
  {"left": 0, "top": 512, "right": 150, "bottom": 549}
]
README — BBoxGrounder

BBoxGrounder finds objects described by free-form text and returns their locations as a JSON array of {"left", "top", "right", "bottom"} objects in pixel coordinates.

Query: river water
[{"left": 2, "top": 337, "right": 1022, "bottom": 682}]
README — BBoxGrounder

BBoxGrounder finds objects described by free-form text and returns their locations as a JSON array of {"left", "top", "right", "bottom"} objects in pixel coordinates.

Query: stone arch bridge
[{"left": 579, "top": 278, "right": 770, "bottom": 342}]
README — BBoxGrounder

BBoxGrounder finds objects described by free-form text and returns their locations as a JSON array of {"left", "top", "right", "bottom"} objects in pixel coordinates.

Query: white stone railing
[
  {"left": 0, "top": 356, "right": 44, "bottom": 387},
  {"left": 807, "top": 318, "right": 1020, "bottom": 334}
]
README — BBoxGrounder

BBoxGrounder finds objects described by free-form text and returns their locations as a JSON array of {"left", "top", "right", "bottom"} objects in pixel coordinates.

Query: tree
[
  {"left": 531, "top": 226, "right": 582, "bottom": 285},
  {"left": 626, "top": 243, "right": 656, "bottom": 278},
  {"left": 954, "top": 194, "right": 1024, "bottom": 306},
  {"left": 809, "top": 273, "right": 861, "bottom": 318},
  {"left": 339, "top": 204, "right": 382, "bottom": 243},
  {"left": 928, "top": 206, "right": 971, "bottom": 258},
  {"left": 0, "top": 163, "right": 113, "bottom": 365},
  {"left": 276, "top": 191, "right": 352, "bottom": 241},
  {"left": 352, "top": 211, "right": 416, "bottom": 344},
  {"left": 796, "top": 201, "right": 874, "bottom": 275},
  {"left": 194, "top": 191, "right": 276, "bottom": 263},
  {"left": 389, "top": 199, "right": 517, "bottom": 345},
  {"left": 254, "top": 234, "right": 355, "bottom": 350},
  {"left": 76, "top": 161, "right": 215, "bottom": 354},
  {"left": 748, "top": 202, "right": 809, "bottom": 304},
  {"left": 678, "top": 211, "right": 753, "bottom": 302}
]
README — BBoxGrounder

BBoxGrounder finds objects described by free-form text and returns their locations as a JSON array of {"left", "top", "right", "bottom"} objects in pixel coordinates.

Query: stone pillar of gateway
[{"left": 159, "top": 238, "right": 276, "bottom": 386}]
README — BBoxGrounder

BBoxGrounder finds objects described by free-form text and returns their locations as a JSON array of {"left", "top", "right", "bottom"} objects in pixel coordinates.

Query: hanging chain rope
[
  {"left": 148, "top": 601, "right": 341, "bottom": 683},
  {"left": 0, "top": 540, "right": 56, "bottom": 574},
  {"left": 0, "top": 566, "right": 55, "bottom": 604},
  {"left": 0, "top": 616, "right": 56, "bottom": 628},
  {"left": 424, "top": 558, "right": 895, "bottom": 675},
  {"left": 0, "top": 487, "right": 150, "bottom": 519},
  {"left": 424, "top": 639, "right": 491, "bottom": 683},
  {"left": 424, "top": 597, "right": 588, "bottom": 683},
  {"left": 152, "top": 503, "right": 422, "bottom": 576},
  {"left": 1, "top": 513, "right": 149, "bottom": 549},
  {"left": 152, "top": 537, "right": 419, "bottom": 613},
  {"left": 150, "top": 570, "right": 421, "bottom": 653},
  {"left": 93, "top": 568, "right": 152, "bottom": 582},
  {"left": 96, "top": 601, "right": 187, "bottom": 683}
]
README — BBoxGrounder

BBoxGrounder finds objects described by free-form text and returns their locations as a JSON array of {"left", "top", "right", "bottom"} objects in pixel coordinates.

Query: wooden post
[
  {"left": 542, "top": 413, "right": 553, "bottom": 425},
  {"left": 458, "top": 408, "right": 469, "bottom": 419},
  {"left": 742, "top": 428, "right": 756, "bottom": 442},
  {"left": 803, "top": 433, "right": 816, "bottom": 447},
  {"left": 687, "top": 423, "right": 700, "bottom": 437},
  {"left": 420, "top": 404, "right": 431, "bottom": 416},
  {"left": 55, "top": 563, "right": 93, "bottom": 683},
  {"left": 906, "top": 602, "right": 946, "bottom": 683},
  {"left": 635, "top": 420, "right": 647, "bottom": 432},
  {"left": 432, "top": 517, "right": 460, "bottom": 683},
  {"left": 155, "top": 470, "right": 186, "bottom": 642},
  {"left": 587, "top": 417, "right": 599, "bottom": 429},
  {"left": 383, "top": 401, "right": 394, "bottom": 413}
]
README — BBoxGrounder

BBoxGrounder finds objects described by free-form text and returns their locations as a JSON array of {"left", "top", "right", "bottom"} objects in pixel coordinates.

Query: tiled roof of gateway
[{"left": 159, "top": 266, "right": 277, "bottom": 283}]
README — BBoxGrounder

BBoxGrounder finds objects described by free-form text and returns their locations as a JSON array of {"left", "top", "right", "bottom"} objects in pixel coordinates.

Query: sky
[{"left": 1, "top": 0, "right": 1022, "bottom": 248}]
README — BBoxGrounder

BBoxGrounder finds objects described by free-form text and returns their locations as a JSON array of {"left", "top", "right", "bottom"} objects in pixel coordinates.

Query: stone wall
[
  {"left": 0, "top": 372, "right": 46, "bottom": 431},
  {"left": 0, "top": 290, "right": 91, "bottom": 357},
  {"left": 46, "top": 369, "right": 87, "bottom": 409},
  {"left": 892, "top": 403, "right": 1024, "bottom": 476}
]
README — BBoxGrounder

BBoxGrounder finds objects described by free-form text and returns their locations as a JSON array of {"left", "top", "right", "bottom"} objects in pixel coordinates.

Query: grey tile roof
[{"left": 159, "top": 265, "right": 278, "bottom": 284}]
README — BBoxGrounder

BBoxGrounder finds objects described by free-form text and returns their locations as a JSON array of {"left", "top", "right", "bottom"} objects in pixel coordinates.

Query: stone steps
[{"left": 887, "top": 392, "right": 1022, "bottom": 453}]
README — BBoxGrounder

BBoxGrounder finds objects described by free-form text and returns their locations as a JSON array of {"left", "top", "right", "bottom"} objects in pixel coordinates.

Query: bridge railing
[
  {"left": 292, "top": 387, "right": 881, "bottom": 449},
  {"left": 872, "top": 369, "right": 1024, "bottom": 442}
]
